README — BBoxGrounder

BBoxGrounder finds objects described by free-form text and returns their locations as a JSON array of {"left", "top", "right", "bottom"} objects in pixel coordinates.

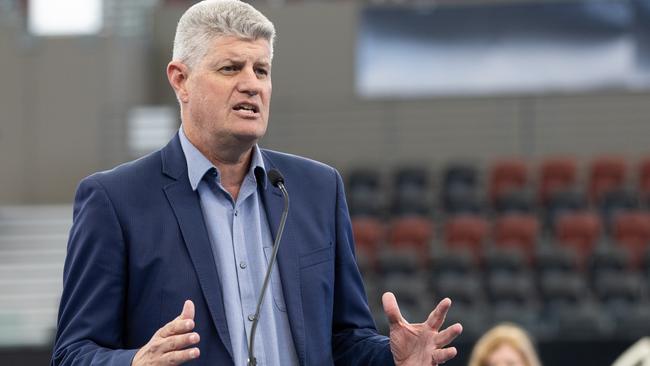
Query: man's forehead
[{"left": 207, "top": 36, "right": 271, "bottom": 61}]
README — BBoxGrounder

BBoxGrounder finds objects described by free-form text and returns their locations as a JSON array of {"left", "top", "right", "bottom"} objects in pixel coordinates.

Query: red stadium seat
[
  {"left": 589, "top": 156, "right": 626, "bottom": 204},
  {"left": 489, "top": 159, "right": 528, "bottom": 204},
  {"left": 638, "top": 157, "right": 650, "bottom": 200},
  {"left": 351, "top": 217, "right": 385, "bottom": 258},
  {"left": 555, "top": 211, "right": 602, "bottom": 267},
  {"left": 538, "top": 157, "right": 577, "bottom": 205},
  {"left": 444, "top": 214, "right": 490, "bottom": 260},
  {"left": 493, "top": 213, "right": 540, "bottom": 262},
  {"left": 612, "top": 211, "right": 650, "bottom": 267},
  {"left": 388, "top": 216, "right": 434, "bottom": 252}
]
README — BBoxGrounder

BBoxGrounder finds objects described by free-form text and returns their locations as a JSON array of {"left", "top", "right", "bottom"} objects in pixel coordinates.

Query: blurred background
[{"left": 1, "top": 0, "right": 650, "bottom": 364}]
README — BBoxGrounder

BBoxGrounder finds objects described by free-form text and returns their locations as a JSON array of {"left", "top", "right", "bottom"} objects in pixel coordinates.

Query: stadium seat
[
  {"left": 611, "top": 302, "right": 650, "bottom": 340},
  {"left": 347, "top": 168, "right": 385, "bottom": 216},
  {"left": 388, "top": 216, "right": 434, "bottom": 253},
  {"left": 443, "top": 187, "right": 483, "bottom": 215},
  {"left": 433, "top": 272, "right": 485, "bottom": 307},
  {"left": 536, "top": 244, "right": 580, "bottom": 276},
  {"left": 376, "top": 247, "right": 422, "bottom": 276},
  {"left": 392, "top": 167, "right": 433, "bottom": 216},
  {"left": 347, "top": 168, "right": 381, "bottom": 191},
  {"left": 443, "top": 214, "right": 489, "bottom": 260},
  {"left": 441, "top": 163, "right": 481, "bottom": 215},
  {"left": 491, "top": 303, "right": 541, "bottom": 337},
  {"left": 544, "top": 189, "right": 587, "bottom": 229},
  {"left": 348, "top": 186, "right": 384, "bottom": 217},
  {"left": 554, "top": 300, "right": 613, "bottom": 340},
  {"left": 594, "top": 272, "right": 645, "bottom": 308},
  {"left": 394, "top": 167, "right": 429, "bottom": 191},
  {"left": 555, "top": 211, "right": 602, "bottom": 265},
  {"left": 351, "top": 216, "right": 385, "bottom": 258},
  {"left": 487, "top": 271, "right": 536, "bottom": 307},
  {"left": 612, "top": 211, "right": 650, "bottom": 267},
  {"left": 538, "top": 157, "right": 577, "bottom": 205},
  {"left": 589, "top": 244, "right": 631, "bottom": 278},
  {"left": 539, "top": 271, "right": 588, "bottom": 308},
  {"left": 588, "top": 156, "right": 626, "bottom": 204},
  {"left": 493, "top": 213, "right": 540, "bottom": 261},
  {"left": 638, "top": 157, "right": 650, "bottom": 205},
  {"left": 598, "top": 189, "right": 639, "bottom": 231},
  {"left": 429, "top": 248, "right": 476, "bottom": 277},
  {"left": 392, "top": 186, "right": 432, "bottom": 216},
  {"left": 488, "top": 158, "right": 528, "bottom": 204},
  {"left": 494, "top": 190, "right": 534, "bottom": 214},
  {"left": 382, "top": 274, "right": 429, "bottom": 320},
  {"left": 443, "top": 303, "right": 488, "bottom": 339},
  {"left": 484, "top": 247, "right": 527, "bottom": 276}
]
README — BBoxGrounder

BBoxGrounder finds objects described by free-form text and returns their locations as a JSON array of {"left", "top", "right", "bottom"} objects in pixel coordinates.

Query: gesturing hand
[
  {"left": 132, "top": 300, "right": 201, "bottom": 366},
  {"left": 382, "top": 292, "right": 463, "bottom": 366}
]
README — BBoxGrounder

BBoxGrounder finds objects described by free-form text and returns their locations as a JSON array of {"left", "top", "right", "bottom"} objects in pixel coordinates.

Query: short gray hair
[{"left": 172, "top": 0, "right": 276, "bottom": 68}]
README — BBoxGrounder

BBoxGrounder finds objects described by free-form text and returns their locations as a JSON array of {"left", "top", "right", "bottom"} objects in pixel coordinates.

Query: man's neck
[{"left": 182, "top": 125, "right": 254, "bottom": 200}]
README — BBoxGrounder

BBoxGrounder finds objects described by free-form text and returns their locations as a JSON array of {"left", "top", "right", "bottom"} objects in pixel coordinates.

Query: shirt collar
[{"left": 178, "top": 126, "right": 266, "bottom": 191}]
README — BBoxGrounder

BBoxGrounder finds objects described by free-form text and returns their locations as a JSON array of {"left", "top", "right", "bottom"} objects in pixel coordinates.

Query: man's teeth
[{"left": 236, "top": 104, "right": 256, "bottom": 112}]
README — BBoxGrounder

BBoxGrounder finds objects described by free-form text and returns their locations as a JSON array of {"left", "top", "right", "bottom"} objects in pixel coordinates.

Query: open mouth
[{"left": 233, "top": 102, "right": 259, "bottom": 114}]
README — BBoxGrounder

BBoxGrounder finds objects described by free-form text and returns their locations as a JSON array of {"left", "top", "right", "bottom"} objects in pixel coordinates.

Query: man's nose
[{"left": 236, "top": 68, "right": 262, "bottom": 96}]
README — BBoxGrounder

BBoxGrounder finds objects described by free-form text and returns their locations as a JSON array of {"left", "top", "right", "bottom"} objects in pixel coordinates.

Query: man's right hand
[{"left": 132, "top": 300, "right": 201, "bottom": 365}]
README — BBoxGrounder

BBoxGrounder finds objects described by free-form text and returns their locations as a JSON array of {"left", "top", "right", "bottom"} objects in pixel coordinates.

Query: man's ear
[{"left": 167, "top": 61, "right": 190, "bottom": 103}]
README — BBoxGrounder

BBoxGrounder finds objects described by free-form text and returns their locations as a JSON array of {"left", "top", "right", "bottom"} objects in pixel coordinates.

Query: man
[{"left": 51, "top": 1, "right": 462, "bottom": 365}]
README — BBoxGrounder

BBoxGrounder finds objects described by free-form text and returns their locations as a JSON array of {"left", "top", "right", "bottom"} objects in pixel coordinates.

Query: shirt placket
[{"left": 232, "top": 182, "right": 266, "bottom": 366}]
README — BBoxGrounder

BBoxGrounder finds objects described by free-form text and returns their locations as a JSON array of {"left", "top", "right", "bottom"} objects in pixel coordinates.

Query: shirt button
[
  {"left": 234, "top": 210, "right": 239, "bottom": 216},
  {"left": 239, "top": 261, "right": 247, "bottom": 269},
  {"left": 248, "top": 314, "right": 256, "bottom": 321}
]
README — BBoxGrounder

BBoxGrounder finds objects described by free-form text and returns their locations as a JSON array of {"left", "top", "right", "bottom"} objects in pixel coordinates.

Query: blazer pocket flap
[{"left": 299, "top": 245, "right": 333, "bottom": 269}]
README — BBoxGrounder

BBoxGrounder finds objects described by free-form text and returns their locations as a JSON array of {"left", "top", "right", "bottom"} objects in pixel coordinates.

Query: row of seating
[
  {"left": 346, "top": 156, "right": 650, "bottom": 217},
  {"left": 352, "top": 212, "right": 650, "bottom": 268},
  {"left": 358, "top": 246, "right": 650, "bottom": 340}
]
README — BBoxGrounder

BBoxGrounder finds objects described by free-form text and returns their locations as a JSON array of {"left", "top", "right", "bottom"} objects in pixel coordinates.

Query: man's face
[{"left": 183, "top": 35, "right": 272, "bottom": 147}]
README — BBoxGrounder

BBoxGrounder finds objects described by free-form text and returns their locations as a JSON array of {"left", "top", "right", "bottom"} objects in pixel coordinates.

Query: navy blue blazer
[{"left": 51, "top": 134, "right": 394, "bottom": 366}]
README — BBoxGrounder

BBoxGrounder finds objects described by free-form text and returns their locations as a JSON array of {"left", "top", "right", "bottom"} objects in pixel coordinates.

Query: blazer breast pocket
[{"left": 299, "top": 244, "right": 333, "bottom": 269}]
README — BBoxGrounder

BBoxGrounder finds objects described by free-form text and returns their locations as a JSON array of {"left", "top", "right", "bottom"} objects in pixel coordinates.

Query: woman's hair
[{"left": 468, "top": 323, "right": 542, "bottom": 366}]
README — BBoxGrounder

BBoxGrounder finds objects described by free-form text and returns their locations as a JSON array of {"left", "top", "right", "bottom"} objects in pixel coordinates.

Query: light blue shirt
[{"left": 179, "top": 127, "right": 299, "bottom": 366}]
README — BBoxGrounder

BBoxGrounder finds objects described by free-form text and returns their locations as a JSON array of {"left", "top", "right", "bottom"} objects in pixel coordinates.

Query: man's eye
[
  {"left": 220, "top": 65, "right": 237, "bottom": 73},
  {"left": 255, "top": 68, "right": 268, "bottom": 77}
]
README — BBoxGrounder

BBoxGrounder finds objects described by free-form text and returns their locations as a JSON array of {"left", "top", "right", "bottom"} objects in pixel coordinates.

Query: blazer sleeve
[
  {"left": 51, "top": 176, "right": 138, "bottom": 366},
  {"left": 330, "top": 170, "right": 396, "bottom": 366}
]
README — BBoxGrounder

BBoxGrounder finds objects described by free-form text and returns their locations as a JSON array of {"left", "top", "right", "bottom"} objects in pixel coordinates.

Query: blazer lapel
[
  {"left": 161, "top": 135, "right": 234, "bottom": 362},
  {"left": 259, "top": 152, "right": 307, "bottom": 366}
]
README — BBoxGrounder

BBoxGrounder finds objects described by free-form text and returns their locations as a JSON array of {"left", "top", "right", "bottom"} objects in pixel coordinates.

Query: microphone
[{"left": 248, "top": 168, "right": 289, "bottom": 366}]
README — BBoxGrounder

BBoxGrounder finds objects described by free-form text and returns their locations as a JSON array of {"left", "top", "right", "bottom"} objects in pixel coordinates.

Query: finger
[
  {"left": 431, "top": 347, "right": 457, "bottom": 365},
  {"left": 161, "top": 347, "right": 200, "bottom": 365},
  {"left": 157, "top": 332, "right": 201, "bottom": 353},
  {"left": 156, "top": 316, "right": 195, "bottom": 338},
  {"left": 180, "top": 299, "right": 195, "bottom": 320},
  {"left": 425, "top": 297, "right": 452, "bottom": 330},
  {"left": 382, "top": 292, "right": 406, "bottom": 326},
  {"left": 434, "top": 323, "right": 463, "bottom": 348}
]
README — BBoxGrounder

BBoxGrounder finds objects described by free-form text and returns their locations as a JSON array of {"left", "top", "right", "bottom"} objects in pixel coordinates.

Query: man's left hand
[{"left": 382, "top": 292, "right": 463, "bottom": 366}]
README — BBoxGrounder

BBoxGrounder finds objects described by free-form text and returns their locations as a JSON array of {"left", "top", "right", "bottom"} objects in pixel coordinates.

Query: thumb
[
  {"left": 180, "top": 299, "right": 195, "bottom": 320},
  {"left": 382, "top": 292, "right": 405, "bottom": 326}
]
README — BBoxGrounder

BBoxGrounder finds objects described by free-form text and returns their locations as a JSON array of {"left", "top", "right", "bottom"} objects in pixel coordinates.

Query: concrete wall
[{"left": 0, "top": 26, "right": 151, "bottom": 204}]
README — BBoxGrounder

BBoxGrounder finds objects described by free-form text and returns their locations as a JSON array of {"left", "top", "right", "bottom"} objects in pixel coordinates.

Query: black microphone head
[{"left": 267, "top": 169, "right": 285, "bottom": 187}]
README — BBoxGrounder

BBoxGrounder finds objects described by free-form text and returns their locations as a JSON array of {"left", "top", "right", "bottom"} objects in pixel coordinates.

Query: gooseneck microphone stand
[{"left": 247, "top": 169, "right": 289, "bottom": 366}]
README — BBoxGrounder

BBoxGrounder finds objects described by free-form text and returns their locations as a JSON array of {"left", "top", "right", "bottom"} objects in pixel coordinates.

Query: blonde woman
[{"left": 468, "top": 323, "right": 542, "bottom": 366}]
